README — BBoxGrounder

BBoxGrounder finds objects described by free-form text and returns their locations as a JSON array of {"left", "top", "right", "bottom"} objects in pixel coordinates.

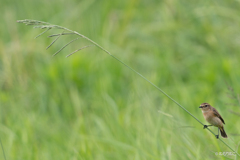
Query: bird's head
[{"left": 199, "top": 103, "right": 211, "bottom": 111}]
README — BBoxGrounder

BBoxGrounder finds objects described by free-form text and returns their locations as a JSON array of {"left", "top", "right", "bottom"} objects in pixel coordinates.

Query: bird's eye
[{"left": 205, "top": 105, "right": 208, "bottom": 107}]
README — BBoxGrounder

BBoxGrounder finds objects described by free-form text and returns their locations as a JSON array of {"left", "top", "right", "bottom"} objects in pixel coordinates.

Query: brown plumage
[{"left": 199, "top": 103, "right": 227, "bottom": 138}]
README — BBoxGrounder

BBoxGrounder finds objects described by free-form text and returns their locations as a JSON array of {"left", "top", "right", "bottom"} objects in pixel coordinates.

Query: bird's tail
[{"left": 220, "top": 127, "right": 228, "bottom": 138}]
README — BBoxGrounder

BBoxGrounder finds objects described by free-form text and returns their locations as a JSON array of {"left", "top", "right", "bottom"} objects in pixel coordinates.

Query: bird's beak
[{"left": 199, "top": 106, "right": 203, "bottom": 108}]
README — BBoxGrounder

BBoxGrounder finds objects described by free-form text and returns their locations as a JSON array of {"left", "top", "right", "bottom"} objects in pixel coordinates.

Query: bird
[{"left": 199, "top": 103, "right": 227, "bottom": 139}]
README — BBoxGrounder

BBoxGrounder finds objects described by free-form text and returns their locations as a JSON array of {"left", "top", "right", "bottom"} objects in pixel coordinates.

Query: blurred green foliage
[{"left": 0, "top": 0, "right": 240, "bottom": 159}]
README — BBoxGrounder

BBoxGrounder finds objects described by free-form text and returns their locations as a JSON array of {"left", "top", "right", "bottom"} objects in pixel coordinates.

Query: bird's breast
[{"left": 203, "top": 112, "right": 223, "bottom": 127}]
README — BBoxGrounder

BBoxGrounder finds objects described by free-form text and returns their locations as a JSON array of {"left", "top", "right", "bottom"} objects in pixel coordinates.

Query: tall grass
[{"left": 1, "top": 0, "right": 240, "bottom": 159}]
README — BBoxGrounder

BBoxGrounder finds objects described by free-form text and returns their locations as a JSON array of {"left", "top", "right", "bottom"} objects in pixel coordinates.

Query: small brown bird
[{"left": 199, "top": 103, "right": 227, "bottom": 139}]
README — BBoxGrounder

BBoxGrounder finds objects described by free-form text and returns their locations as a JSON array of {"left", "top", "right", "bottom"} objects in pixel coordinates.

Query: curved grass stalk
[{"left": 17, "top": 19, "right": 240, "bottom": 157}]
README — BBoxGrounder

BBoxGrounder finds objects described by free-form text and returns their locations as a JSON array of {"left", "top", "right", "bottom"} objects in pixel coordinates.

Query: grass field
[{"left": 1, "top": 0, "right": 240, "bottom": 159}]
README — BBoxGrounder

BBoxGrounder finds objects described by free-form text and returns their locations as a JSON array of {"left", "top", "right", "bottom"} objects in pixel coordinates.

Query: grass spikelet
[
  {"left": 66, "top": 45, "right": 94, "bottom": 57},
  {"left": 52, "top": 38, "right": 79, "bottom": 56}
]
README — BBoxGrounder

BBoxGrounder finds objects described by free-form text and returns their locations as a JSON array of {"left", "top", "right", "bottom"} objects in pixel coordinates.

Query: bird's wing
[{"left": 212, "top": 107, "right": 225, "bottom": 124}]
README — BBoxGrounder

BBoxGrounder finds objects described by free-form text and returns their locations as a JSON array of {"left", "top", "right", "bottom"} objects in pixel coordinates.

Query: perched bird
[{"left": 199, "top": 103, "right": 227, "bottom": 138}]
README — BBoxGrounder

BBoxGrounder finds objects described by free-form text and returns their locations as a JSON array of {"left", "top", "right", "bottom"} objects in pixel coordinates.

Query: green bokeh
[{"left": 0, "top": 0, "right": 240, "bottom": 159}]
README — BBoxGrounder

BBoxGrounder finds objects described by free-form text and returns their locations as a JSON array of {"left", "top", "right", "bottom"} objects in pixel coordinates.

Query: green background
[{"left": 1, "top": 0, "right": 240, "bottom": 159}]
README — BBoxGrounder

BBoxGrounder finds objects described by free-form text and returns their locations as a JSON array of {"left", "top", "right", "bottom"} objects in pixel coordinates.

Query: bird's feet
[
  {"left": 203, "top": 125, "right": 208, "bottom": 129},
  {"left": 215, "top": 135, "right": 219, "bottom": 139}
]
